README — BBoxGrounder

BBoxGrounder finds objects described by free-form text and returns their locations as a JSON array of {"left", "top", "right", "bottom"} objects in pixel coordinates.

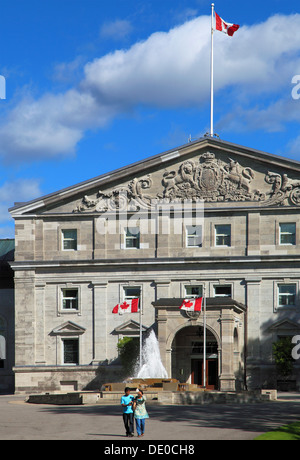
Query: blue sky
[{"left": 1, "top": 0, "right": 300, "bottom": 237}]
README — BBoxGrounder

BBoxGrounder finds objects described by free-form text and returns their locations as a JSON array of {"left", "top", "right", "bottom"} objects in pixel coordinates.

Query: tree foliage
[
  {"left": 272, "top": 337, "right": 294, "bottom": 378},
  {"left": 117, "top": 337, "right": 139, "bottom": 376}
]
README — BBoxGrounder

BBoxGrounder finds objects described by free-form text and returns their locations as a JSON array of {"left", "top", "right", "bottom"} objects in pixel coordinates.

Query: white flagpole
[
  {"left": 203, "top": 288, "right": 207, "bottom": 388},
  {"left": 210, "top": 3, "right": 215, "bottom": 137}
]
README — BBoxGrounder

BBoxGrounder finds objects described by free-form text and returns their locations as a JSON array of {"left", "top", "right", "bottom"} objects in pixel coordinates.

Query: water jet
[{"left": 135, "top": 329, "right": 168, "bottom": 379}]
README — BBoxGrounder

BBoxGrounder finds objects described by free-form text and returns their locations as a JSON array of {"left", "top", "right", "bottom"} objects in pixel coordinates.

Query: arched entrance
[
  {"left": 171, "top": 325, "right": 219, "bottom": 389},
  {"left": 153, "top": 297, "right": 246, "bottom": 391}
]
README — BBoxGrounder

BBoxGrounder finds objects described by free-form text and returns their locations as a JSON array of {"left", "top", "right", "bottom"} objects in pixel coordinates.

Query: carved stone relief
[
  {"left": 73, "top": 152, "right": 300, "bottom": 212},
  {"left": 265, "top": 171, "right": 300, "bottom": 206},
  {"left": 74, "top": 175, "right": 153, "bottom": 213},
  {"left": 157, "top": 152, "right": 265, "bottom": 203}
]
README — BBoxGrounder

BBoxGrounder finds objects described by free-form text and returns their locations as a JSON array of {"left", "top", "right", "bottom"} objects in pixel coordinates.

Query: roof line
[{"left": 9, "top": 136, "right": 300, "bottom": 213}]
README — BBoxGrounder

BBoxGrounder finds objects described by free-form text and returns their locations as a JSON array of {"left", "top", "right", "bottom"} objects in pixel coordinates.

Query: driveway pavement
[{"left": 0, "top": 393, "right": 300, "bottom": 441}]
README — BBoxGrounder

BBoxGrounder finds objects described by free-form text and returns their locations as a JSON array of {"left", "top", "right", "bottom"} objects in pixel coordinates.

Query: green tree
[
  {"left": 272, "top": 337, "right": 294, "bottom": 379},
  {"left": 117, "top": 337, "right": 139, "bottom": 377}
]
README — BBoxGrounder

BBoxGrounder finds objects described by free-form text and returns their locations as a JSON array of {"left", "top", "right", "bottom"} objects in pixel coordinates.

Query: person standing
[
  {"left": 121, "top": 387, "right": 135, "bottom": 437},
  {"left": 133, "top": 389, "right": 149, "bottom": 437}
]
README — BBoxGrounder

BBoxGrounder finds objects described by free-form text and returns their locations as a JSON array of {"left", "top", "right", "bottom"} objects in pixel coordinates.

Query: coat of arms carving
[
  {"left": 74, "top": 151, "right": 300, "bottom": 213},
  {"left": 159, "top": 152, "right": 264, "bottom": 202}
]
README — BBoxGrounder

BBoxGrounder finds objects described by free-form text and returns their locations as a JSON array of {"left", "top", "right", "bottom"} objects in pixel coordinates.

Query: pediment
[
  {"left": 51, "top": 321, "right": 86, "bottom": 336},
  {"left": 113, "top": 320, "right": 148, "bottom": 336},
  {"left": 9, "top": 137, "right": 300, "bottom": 217},
  {"left": 267, "top": 319, "right": 300, "bottom": 333}
]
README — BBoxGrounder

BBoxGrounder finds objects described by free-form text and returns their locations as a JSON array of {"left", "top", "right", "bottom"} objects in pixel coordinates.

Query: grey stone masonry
[{"left": 9, "top": 137, "right": 300, "bottom": 393}]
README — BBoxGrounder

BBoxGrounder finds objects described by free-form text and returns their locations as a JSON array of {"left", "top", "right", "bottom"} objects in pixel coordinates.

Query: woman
[{"left": 133, "top": 389, "right": 149, "bottom": 437}]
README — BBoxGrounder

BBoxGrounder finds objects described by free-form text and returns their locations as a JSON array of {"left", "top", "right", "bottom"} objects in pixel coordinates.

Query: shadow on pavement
[{"left": 38, "top": 400, "right": 300, "bottom": 435}]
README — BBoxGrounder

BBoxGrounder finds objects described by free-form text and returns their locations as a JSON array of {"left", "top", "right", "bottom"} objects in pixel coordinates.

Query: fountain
[
  {"left": 102, "top": 329, "right": 179, "bottom": 392},
  {"left": 135, "top": 329, "right": 168, "bottom": 379}
]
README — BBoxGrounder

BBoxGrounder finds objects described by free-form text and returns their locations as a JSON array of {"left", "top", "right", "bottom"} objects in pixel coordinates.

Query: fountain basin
[
  {"left": 102, "top": 330, "right": 184, "bottom": 393},
  {"left": 102, "top": 378, "right": 179, "bottom": 392}
]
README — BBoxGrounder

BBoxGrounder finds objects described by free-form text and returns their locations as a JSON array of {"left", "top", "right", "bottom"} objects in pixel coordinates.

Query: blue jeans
[{"left": 135, "top": 418, "right": 145, "bottom": 436}]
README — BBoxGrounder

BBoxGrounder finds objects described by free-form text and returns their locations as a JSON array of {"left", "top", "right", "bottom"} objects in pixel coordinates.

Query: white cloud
[
  {"left": 99, "top": 19, "right": 133, "bottom": 41},
  {"left": 84, "top": 14, "right": 300, "bottom": 106},
  {"left": 0, "top": 178, "right": 41, "bottom": 224},
  {"left": 52, "top": 56, "right": 86, "bottom": 84},
  {"left": 0, "top": 89, "right": 119, "bottom": 161},
  {"left": 84, "top": 16, "right": 211, "bottom": 108},
  {"left": 1, "top": 13, "right": 300, "bottom": 161},
  {"left": 217, "top": 96, "right": 300, "bottom": 134},
  {"left": 0, "top": 179, "right": 40, "bottom": 203}
]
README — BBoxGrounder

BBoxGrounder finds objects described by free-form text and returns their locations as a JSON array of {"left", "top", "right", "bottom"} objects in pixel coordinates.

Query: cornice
[
  {"left": 9, "top": 137, "right": 300, "bottom": 217},
  {"left": 9, "top": 254, "right": 300, "bottom": 271}
]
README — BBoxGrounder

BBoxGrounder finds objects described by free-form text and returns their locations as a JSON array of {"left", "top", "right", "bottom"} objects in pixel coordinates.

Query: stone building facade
[
  {"left": 0, "top": 239, "right": 15, "bottom": 393},
  {"left": 9, "top": 137, "right": 300, "bottom": 393}
]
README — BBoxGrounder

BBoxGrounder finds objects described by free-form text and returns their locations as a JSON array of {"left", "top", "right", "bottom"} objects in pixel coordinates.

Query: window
[
  {"left": 186, "top": 225, "right": 202, "bottom": 247},
  {"left": 278, "top": 284, "right": 296, "bottom": 307},
  {"left": 214, "top": 285, "right": 232, "bottom": 297},
  {"left": 62, "top": 229, "right": 77, "bottom": 250},
  {"left": 125, "top": 227, "right": 140, "bottom": 249},
  {"left": 215, "top": 225, "right": 231, "bottom": 247},
  {"left": 63, "top": 339, "right": 79, "bottom": 365},
  {"left": 191, "top": 341, "right": 218, "bottom": 355},
  {"left": 279, "top": 223, "right": 296, "bottom": 245},
  {"left": 124, "top": 286, "right": 141, "bottom": 301},
  {"left": 185, "top": 285, "right": 203, "bottom": 298},
  {"left": 62, "top": 289, "right": 78, "bottom": 310}
]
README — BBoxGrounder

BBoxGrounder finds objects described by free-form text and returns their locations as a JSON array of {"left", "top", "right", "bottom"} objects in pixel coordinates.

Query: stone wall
[{"left": 14, "top": 365, "right": 123, "bottom": 394}]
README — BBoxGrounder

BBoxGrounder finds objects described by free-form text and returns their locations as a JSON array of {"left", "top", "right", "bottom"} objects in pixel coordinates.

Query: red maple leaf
[
  {"left": 183, "top": 300, "right": 193, "bottom": 309},
  {"left": 120, "top": 301, "right": 130, "bottom": 310}
]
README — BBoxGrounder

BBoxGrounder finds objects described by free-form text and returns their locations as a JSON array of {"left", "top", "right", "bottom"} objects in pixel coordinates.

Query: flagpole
[
  {"left": 210, "top": 3, "right": 214, "bottom": 137},
  {"left": 203, "top": 288, "right": 207, "bottom": 388}
]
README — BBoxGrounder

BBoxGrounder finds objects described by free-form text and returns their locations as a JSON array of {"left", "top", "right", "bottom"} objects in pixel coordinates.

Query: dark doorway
[
  {"left": 171, "top": 325, "right": 219, "bottom": 388},
  {"left": 191, "top": 359, "right": 202, "bottom": 385},
  {"left": 191, "top": 359, "right": 218, "bottom": 389}
]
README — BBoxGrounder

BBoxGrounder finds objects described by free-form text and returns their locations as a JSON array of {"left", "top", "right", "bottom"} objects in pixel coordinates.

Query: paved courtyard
[{"left": 0, "top": 394, "right": 300, "bottom": 441}]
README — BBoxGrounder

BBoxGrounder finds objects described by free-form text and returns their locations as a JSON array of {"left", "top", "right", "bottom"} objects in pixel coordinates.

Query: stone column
[
  {"left": 245, "top": 277, "right": 262, "bottom": 389},
  {"left": 157, "top": 215, "right": 169, "bottom": 257},
  {"left": 247, "top": 212, "right": 260, "bottom": 256},
  {"left": 14, "top": 271, "right": 36, "bottom": 366},
  {"left": 155, "top": 280, "right": 170, "bottom": 299},
  {"left": 92, "top": 282, "right": 108, "bottom": 364},
  {"left": 156, "top": 308, "right": 169, "bottom": 375},
  {"left": 35, "top": 283, "right": 46, "bottom": 364},
  {"left": 246, "top": 277, "right": 261, "bottom": 359},
  {"left": 219, "top": 311, "right": 236, "bottom": 391}
]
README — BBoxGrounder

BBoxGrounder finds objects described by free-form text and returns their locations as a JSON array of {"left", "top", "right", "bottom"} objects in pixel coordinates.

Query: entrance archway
[
  {"left": 154, "top": 297, "right": 246, "bottom": 391},
  {"left": 171, "top": 325, "right": 219, "bottom": 389}
]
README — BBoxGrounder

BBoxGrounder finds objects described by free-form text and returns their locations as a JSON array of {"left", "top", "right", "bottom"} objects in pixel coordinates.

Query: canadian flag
[
  {"left": 215, "top": 12, "right": 239, "bottom": 36},
  {"left": 180, "top": 297, "right": 203, "bottom": 312},
  {"left": 112, "top": 298, "right": 139, "bottom": 315}
]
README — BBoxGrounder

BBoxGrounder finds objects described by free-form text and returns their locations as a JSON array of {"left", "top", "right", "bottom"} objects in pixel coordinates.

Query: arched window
[{"left": 0, "top": 316, "right": 7, "bottom": 369}]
